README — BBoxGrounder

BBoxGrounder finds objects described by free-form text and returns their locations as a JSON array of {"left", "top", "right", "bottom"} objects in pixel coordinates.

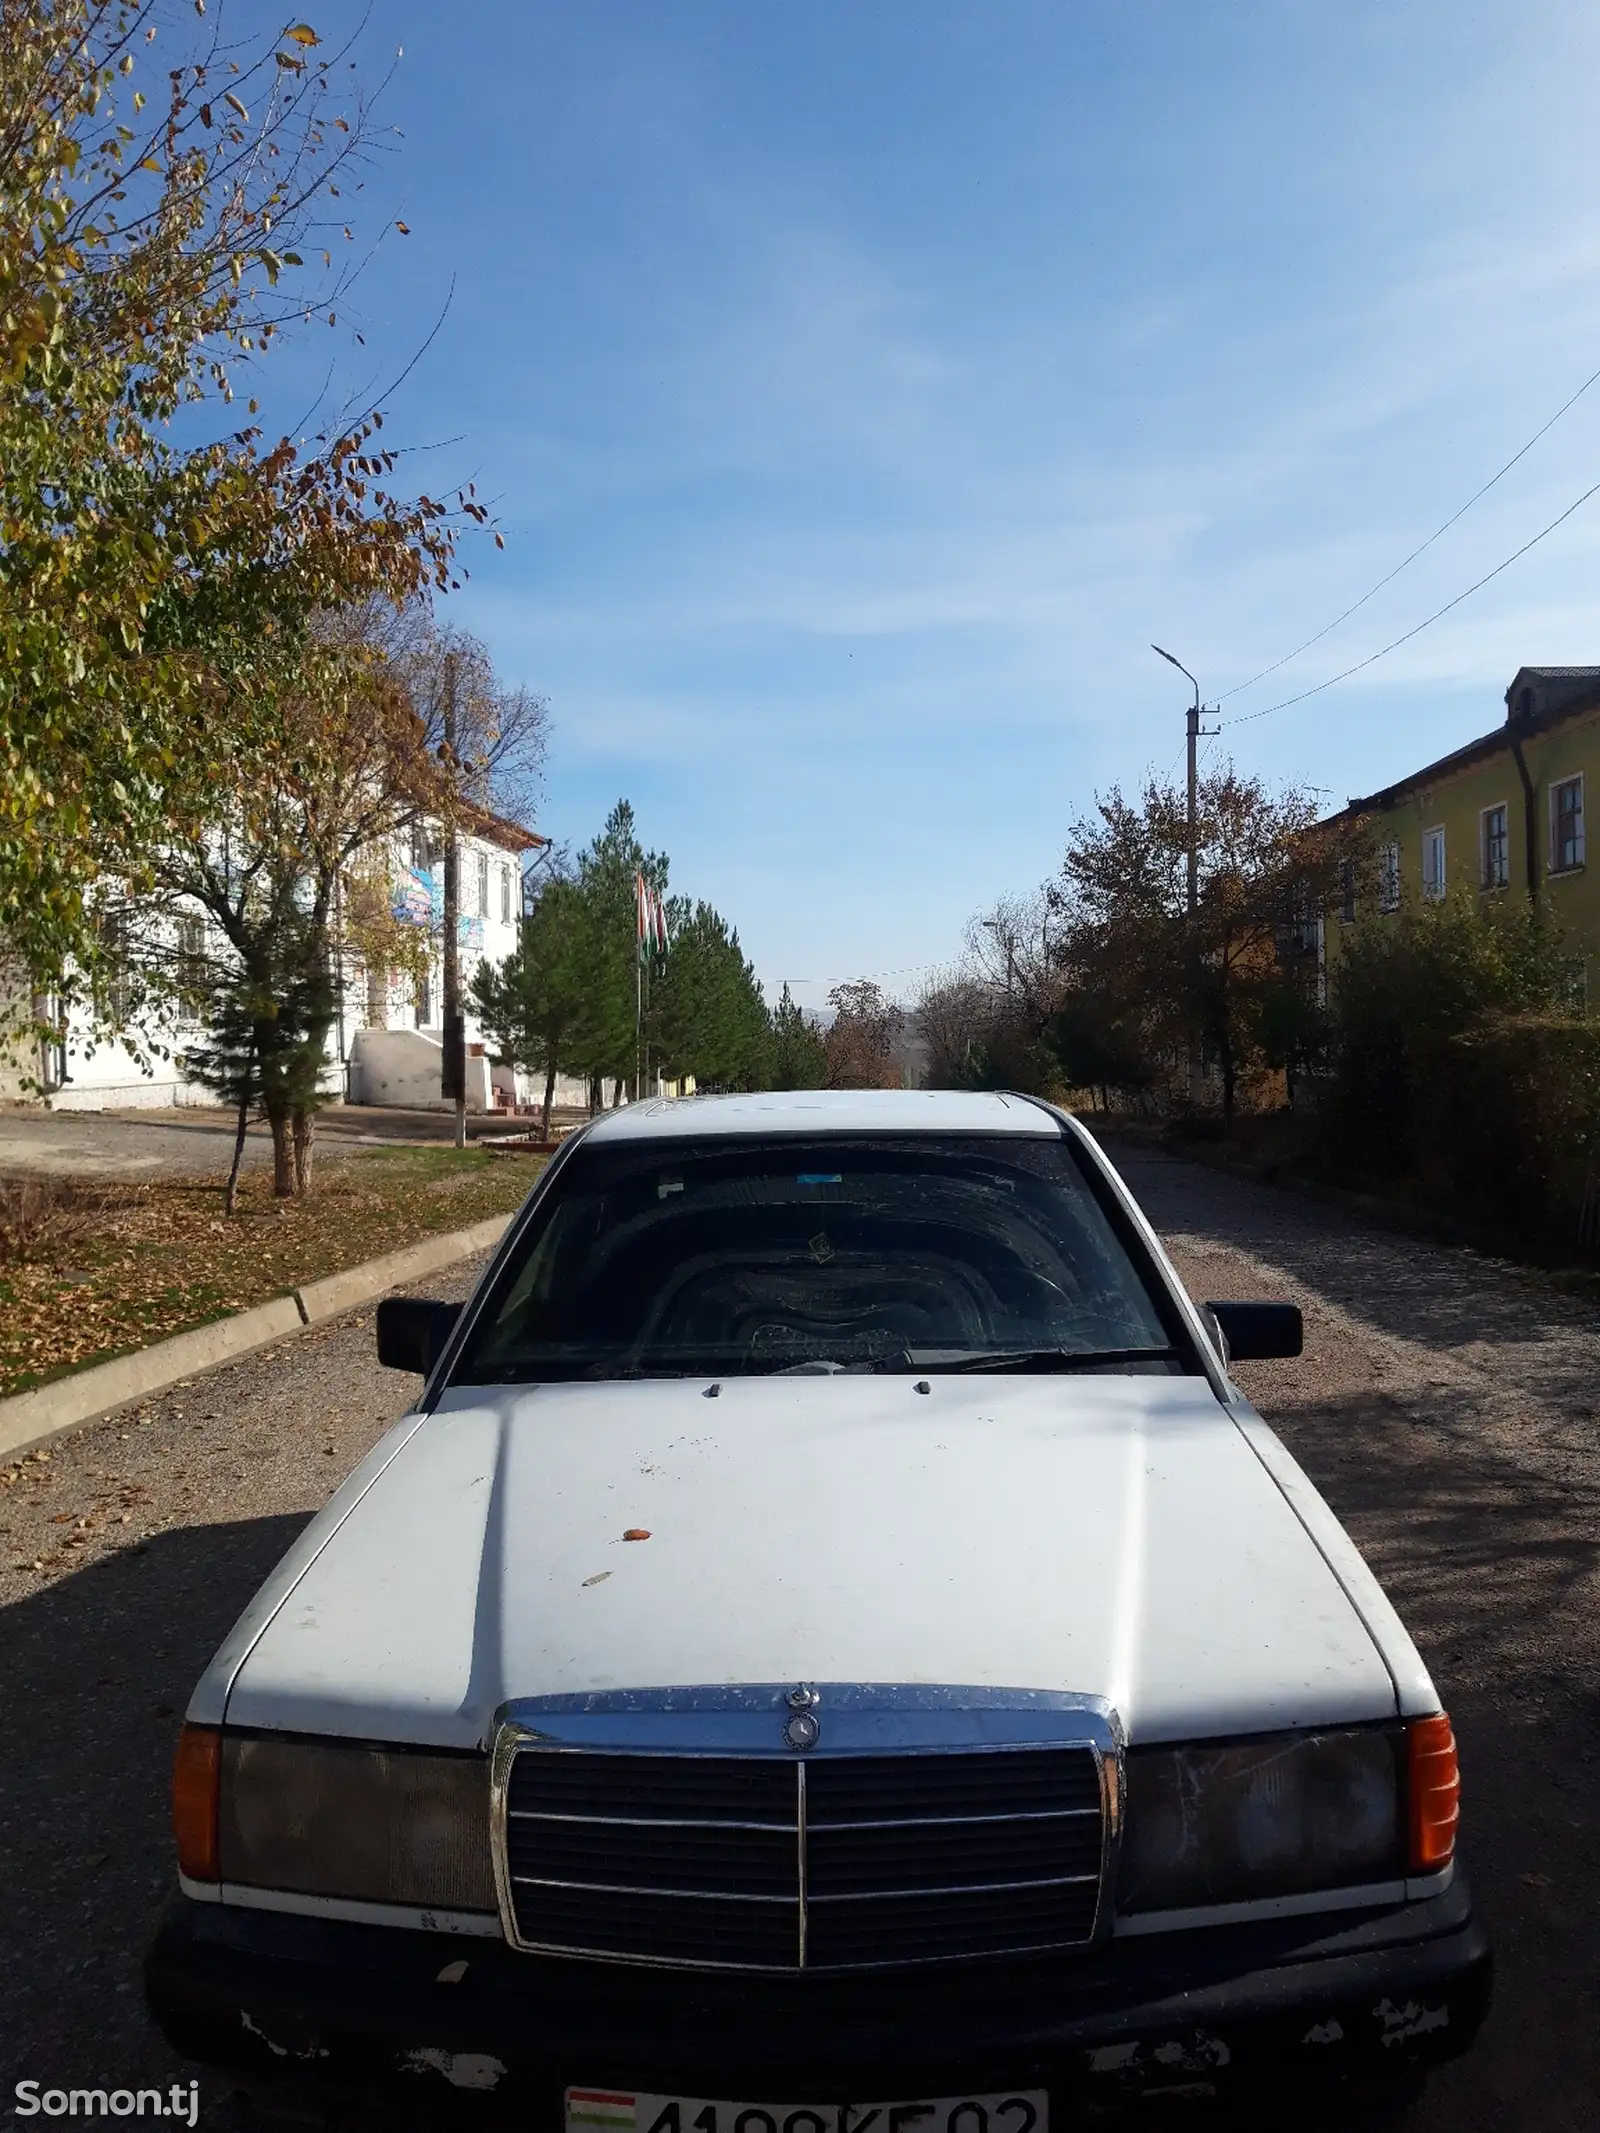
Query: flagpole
[{"left": 634, "top": 871, "right": 643, "bottom": 1103}]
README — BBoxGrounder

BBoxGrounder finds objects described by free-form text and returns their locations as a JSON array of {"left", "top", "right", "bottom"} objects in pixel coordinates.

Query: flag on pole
[{"left": 636, "top": 874, "right": 669, "bottom": 964}]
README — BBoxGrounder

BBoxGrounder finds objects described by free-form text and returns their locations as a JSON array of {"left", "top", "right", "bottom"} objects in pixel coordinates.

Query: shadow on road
[
  {"left": 0, "top": 1514, "right": 308, "bottom": 2092},
  {"left": 1108, "top": 1138, "right": 1600, "bottom": 1404},
  {"left": 1240, "top": 1393, "right": 1600, "bottom": 2131}
]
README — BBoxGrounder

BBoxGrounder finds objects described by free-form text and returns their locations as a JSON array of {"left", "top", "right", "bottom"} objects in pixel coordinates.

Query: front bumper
[{"left": 147, "top": 1879, "right": 1490, "bottom": 2120}]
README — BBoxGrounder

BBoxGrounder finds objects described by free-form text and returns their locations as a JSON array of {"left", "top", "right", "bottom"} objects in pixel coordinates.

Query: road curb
[
  {"left": 0, "top": 1212, "right": 514, "bottom": 1466},
  {"left": 293, "top": 1214, "right": 513, "bottom": 1325}
]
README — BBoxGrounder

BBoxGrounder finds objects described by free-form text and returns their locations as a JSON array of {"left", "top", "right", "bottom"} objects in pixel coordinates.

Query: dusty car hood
[{"left": 217, "top": 1374, "right": 1397, "bottom": 1748}]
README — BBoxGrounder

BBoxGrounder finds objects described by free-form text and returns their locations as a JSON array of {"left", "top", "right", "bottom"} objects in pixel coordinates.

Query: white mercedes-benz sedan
[{"left": 147, "top": 1090, "right": 1488, "bottom": 2123}]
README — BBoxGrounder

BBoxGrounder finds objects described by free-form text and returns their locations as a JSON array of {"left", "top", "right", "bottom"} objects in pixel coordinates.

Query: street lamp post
[
  {"left": 1152, "top": 645, "right": 1216, "bottom": 1107},
  {"left": 1152, "top": 644, "right": 1203, "bottom": 920},
  {"left": 981, "top": 917, "right": 1016, "bottom": 1000}
]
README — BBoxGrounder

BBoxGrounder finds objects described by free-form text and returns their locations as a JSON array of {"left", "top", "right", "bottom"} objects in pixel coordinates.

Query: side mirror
[
  {"left": 375, "top": 1297, "right": 462, "bottom": 1375},
  {"left": 1205, "top": 1300, "right": 1303, "bottom": 1362}
]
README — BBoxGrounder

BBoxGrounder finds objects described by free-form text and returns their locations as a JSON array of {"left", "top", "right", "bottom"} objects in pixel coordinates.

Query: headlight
[
  {"left": 1117, "top": 1728, "right": 1403, "bottom": 1914},
  {"left": 219, "top": 1734, "right": 496, "bottom": 1912}
]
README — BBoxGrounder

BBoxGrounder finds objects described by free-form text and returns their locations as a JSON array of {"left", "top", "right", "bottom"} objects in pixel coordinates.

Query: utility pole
[
  {"left": 1152, "top": 646, "right": 1217, "bottom": 1106},
  {"left": 439, "top": 653, "right": 468, "bottom": 1150},
  {"left": 981, "top": 917, "right": 1016, "bottom": 1002}
]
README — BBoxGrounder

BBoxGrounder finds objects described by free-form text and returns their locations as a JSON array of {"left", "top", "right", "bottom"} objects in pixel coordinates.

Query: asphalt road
[
  {"left": 0, "top": 1146, "right": 1595, "bottom": 2127},
  {"left": 1103, "top": 1138, "right": 1600, "bottom": 2133}
]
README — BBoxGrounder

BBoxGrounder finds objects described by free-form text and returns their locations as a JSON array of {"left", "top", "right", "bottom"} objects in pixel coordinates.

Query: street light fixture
[
  {"left": 981, "top": 916, "right": 1016, "bottom": 999},
  {"left": 1151, "top": 644, "right": 1202, "bottom": 920},
  {"left": 1152, "top": 644, "right": 1212, "bottom": 1109}
]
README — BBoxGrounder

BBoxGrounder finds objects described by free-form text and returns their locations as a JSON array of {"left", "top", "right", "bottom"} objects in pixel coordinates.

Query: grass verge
[{"left": 0, "top": 1146, "right": 544, "bottom": 1397}]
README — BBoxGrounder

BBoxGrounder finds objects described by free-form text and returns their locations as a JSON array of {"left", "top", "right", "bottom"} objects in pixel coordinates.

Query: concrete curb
[{"left": 0, "top": 1212, "right": 514, "bottom": 1466}]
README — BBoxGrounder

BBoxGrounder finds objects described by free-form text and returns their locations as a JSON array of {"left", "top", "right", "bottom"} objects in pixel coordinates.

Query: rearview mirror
[
  {"left": 375, "top": 1297, "right": 462, "bottom": 1375},
  {"left": 1205, "top": 1300, "right": 1303, "bottom": 1362}
]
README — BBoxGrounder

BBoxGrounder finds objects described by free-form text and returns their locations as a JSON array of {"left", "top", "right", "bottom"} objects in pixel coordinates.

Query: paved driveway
[
  {"left": 0, "top": 1145, "right": 1594, "bottom": 2127},
  {"left": 0, "top": 1103, "right": 575, "bottom": 1179}
]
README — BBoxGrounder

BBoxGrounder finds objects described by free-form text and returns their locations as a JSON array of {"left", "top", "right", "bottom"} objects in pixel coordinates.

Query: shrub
[
  {"left": 1319, "top": 895, "right": 1596, "bottom": 1245},
  {"left": 1414, "top": 1015, "right": 1600, "bottom": 1242},
  {"left": 1321, "top": 895, "right": 1572, "bottom": 1182}
]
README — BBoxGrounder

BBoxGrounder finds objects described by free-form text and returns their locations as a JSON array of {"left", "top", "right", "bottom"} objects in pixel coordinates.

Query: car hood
[{"left": 217, "top": 1374, "right": 1398, "bottom": 1748}]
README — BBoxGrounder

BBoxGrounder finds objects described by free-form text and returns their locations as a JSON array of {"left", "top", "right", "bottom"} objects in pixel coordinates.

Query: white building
[
  {"left": 7, "top": 807, "right": 550, "bottom": 1116},
  {"left": 345, "top": 806, "right": 549, "bottom": 1115}
]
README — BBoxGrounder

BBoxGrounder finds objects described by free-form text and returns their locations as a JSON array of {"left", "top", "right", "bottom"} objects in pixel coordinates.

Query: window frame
[
  {"left": 1336, "top": 857, "right": 1357, "bottom": 925},
  {"left": 176, "top": 911, "right": 208, "bottom": 1000},
  {"left": 1551, "top": 774, "right": 1585, "bottom": 874},
  {"left": 1378, "top": 841, "right": 1401, "bottom": 914},
  {"left": 1421, "top": 825, "right": 1446, "bottom": 902},
  {"left": 1479, "top": 802, "right": 1509, "bottom": 892}
]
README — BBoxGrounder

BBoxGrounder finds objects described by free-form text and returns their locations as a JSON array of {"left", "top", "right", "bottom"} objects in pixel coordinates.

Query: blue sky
[{"left": 255, "top": 2, "right": 1600, "bottom": 1013}]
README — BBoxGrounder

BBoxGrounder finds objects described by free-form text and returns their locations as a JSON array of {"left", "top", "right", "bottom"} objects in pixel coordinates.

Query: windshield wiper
[{"left": 904, "top": 1345, "right": 1181, "bottom": 1375}]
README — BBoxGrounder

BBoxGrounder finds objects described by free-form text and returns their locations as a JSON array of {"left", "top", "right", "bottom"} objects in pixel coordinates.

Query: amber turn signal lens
[
  {"left": 173, "top": 1723, "right": 221, "bottom": 1883},
  {"left": 1408, "top": 1712, "right": 1460, "bottom": 1873}
]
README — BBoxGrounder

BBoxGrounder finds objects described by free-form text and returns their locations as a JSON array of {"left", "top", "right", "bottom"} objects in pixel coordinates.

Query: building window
[
  {"left": 1283, "top": 880, "right": 1318, "bottom": 957},
  {"left": 1422, "top": 825, "right": 1446, "bottom": 902},
  {"left": 500, "top": 864, "right": 512, "bottom": 922},
  {"left": 177, "top": 913, "right": 207, "bottom": 999},
  {"left": 476, "top": 850, "right": 490, "bottom": 917},
  {"left": 1337, "top": 857, "right": 1356, "bottom": 924},
  {"left": 409, "top": 822, "right": 432, "bottom": 874},
  {"left": 96, "top": 904, "right": 135, "bottom": 1022},
  {"left": 1378, "top": 842, "right": 1400, "bottom": 913},
  {"left": 1552, "top": 775, "right": 1585, "bottom": 872},
  {"left": 1481, "top": 803, "right": 1509, "bottom": 890}
]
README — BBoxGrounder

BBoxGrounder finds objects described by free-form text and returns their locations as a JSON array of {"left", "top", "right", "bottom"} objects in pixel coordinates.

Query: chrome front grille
[{"left": 501, "top": 1745, "right": 1105, "bottom": 1970}]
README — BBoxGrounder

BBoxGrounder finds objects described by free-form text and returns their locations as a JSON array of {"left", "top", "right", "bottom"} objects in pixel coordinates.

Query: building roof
[
  {"left": 459, "top": 801, "right": 549, "bottom": 853},
  {"left": 1325, "top": 666, "right": 1600, "bottom": 822},
  {"left": 583, "top": 1089, "right": 1062, "bottom": 1142}
]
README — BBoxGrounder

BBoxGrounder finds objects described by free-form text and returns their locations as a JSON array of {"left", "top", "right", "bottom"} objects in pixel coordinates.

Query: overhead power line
[
  {"left": 1223, "top": 471, "right": 1600, "bottom": 727},
  {"left": 779, "top": 959, "right": 944, "bottom": 987},
  {"left": 1220, "top": 354, "right": 1600, "bottom": 704}
]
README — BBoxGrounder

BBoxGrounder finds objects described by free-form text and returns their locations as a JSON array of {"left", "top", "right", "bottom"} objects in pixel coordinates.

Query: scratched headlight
[
  {"left": 1117, "top": 1729, "right": 1403, "bottom": 1914},
  {"left": 219, "top": 1734, "right": 495, "bottom": 1913}
]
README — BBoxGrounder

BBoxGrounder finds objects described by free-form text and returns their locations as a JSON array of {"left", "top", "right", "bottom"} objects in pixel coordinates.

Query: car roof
[{"left": 579, "top": 1089, "right": 1063, "bottom": 1142}]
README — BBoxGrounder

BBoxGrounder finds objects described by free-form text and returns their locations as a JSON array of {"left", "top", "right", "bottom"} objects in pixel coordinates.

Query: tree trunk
[
  {"left": 1220, "top": 1033, "right": 1237, "bottom": 1130},
  {"left": 440, "top": 657, "right": 467, "bottom": 1152},
  {"left": 292, "top": 1109, "right": 315, "bottom": 1196},
  {"left": 541, "top": 1062, "right": 556, "bottom": 1141},
  {"left": 224, "top": 1092, "right": 250, "bottom": 1216},
  {"left": 589, "top": 1074, "right": 601, "bottom": 1116},
  {"left": 267, "top": 1108, "right": 295, "bottom": 1198}
]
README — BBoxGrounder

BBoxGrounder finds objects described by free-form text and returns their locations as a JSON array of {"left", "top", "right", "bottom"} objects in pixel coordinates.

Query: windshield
[{"left": 454, "top": 1131, "right": 1185, "bottom": 1384}]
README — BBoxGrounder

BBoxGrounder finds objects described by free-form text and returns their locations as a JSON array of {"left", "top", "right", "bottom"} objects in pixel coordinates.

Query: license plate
[{"left": 565, "top": 2089, "right": 1047, "bottom": 2133}]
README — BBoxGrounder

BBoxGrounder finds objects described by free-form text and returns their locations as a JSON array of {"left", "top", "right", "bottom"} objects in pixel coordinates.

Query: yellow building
[{"left": 1324, "top": 666, "right": 1600, "bottom": 998}]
